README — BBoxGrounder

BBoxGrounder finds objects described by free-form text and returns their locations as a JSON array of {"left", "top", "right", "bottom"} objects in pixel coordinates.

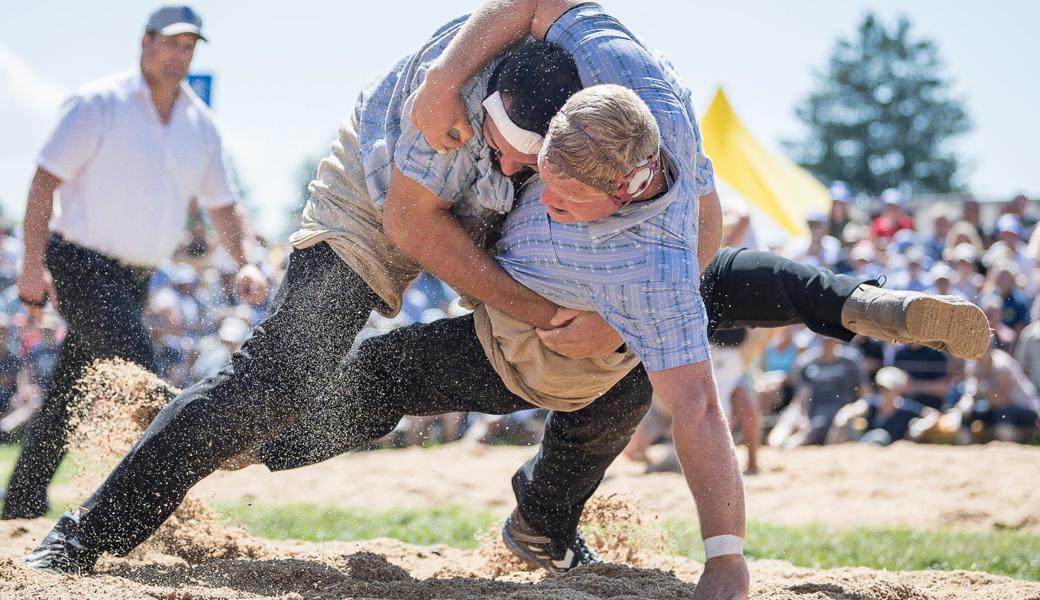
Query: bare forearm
[
  {"left": 428, "top": 0, "right": 576, "bottom": 87},
  {"left": 23, "top": 169, "right": 59, "bottom": 270},
  {"left": 388, "top": 200, "right": 556, "bottom": 328},
  {"left": 672, "top": 399, "right": 746, "bottom": 539},
  {"left": 697, "top": 190, "right": 723, "bottom": 272},
  {"left": 208, "top": 204, "right": 251, "bottom": 267}
]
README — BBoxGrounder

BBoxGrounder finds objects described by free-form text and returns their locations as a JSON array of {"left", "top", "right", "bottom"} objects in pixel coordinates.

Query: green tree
[{"left": 787, "top": 13, "right": 971, "bottom": 195}]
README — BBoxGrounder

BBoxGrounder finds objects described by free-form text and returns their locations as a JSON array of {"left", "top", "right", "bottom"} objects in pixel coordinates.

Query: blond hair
[{"left": 539, "top": 84, "right": 660, "bottom": 193}]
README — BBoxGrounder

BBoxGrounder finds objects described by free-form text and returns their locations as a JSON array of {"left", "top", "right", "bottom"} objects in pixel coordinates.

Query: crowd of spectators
[
  {"left": 1, "top": 188, "right": 1038, "bottom": 456},
  {"left": 627, "top": 186, "right": 1040, "bottom": 474}
]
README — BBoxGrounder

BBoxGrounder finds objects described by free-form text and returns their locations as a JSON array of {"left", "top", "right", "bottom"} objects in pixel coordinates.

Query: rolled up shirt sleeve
[
  {"left": 392, "top": 93, "right": 480, "bottom": 203},
  {"left": 593, "top": 281, "right": 711, "bottom": 372},
  {"left": 545, "top": 3, "right": 715, "bottom": 195},
  {"left": 36, "top": 94, "right": 103, "bottom": 182}
]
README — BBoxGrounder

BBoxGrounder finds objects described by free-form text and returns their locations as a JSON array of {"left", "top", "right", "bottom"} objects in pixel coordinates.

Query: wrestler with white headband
[{"left": 483, "top": 90, "right": 661, "bottom": 208}]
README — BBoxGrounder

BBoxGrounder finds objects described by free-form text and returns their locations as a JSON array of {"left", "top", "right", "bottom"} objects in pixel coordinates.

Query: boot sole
[{"left": 905, "top": 296, "right": 990, "bottom": 359}]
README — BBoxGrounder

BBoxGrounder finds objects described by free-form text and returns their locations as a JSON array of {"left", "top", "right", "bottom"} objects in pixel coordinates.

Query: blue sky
[{"left": 2, "top": 0, "right": 1037, "bottom": 236}]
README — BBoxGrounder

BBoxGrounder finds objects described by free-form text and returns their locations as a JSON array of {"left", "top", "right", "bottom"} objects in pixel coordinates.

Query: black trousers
[
  {"left": 702, "top": 247, "right": 868, "bottom": 341},
  {"left": 73, "top": 244, "right": 865, "bottom": 554},
  {"left": 2, "top": 236, "right": 156, "bottom": 519}
]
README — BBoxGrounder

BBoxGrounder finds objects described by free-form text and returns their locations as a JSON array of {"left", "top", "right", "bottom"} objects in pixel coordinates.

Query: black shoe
[
  {"left": 24, "top": 511, "right": 101, "bottom": 575},
  {"left": 501, "top": 508, "right": 599, "bottom": 573}
]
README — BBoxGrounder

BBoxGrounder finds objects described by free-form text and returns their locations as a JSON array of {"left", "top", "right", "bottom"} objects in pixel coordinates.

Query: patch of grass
[
  {"left": 667, "top": 520, "right": 1040, "bottom": 581},
  {"left": 0, "top": 443, "right": 83, "bottom": 518},
  {"left": 0, "top": 443, "right": 80, "bottom": 485},
  {"left": 215, "top": 501, "right": 1040, "bottom": 581},
  {"left": 217, "top": 503, "right": 498, "bottom": 549}
]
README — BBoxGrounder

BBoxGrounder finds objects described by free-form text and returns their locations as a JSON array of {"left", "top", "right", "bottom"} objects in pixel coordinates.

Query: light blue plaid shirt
[
  {"left": 354, "top": 16, "right": 515, "bottom": 234},
  {"left": 353, "top": 6, "right": 713, "bottom": 370},
  {"left": 493, "top": 4, "right": 717, "bottom": 372}
]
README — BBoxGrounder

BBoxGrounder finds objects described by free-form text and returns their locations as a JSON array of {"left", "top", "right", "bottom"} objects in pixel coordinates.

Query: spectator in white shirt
[{"left": 2, "top": 5, "right": 267, "bottom": 520}]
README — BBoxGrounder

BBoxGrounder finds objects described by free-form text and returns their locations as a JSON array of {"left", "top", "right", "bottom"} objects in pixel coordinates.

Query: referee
[{"left": 2, "top": 5, "right": 266, "bottom": 519}]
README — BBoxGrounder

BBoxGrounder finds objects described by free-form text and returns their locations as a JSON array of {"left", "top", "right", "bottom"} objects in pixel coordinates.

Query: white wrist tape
[{"left": 704, "top": 534, "right": 745, "bottom": 559}]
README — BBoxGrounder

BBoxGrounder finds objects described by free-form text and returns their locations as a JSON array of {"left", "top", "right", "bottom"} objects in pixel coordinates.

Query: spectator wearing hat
[
  {"left": 870, "top": 189, "right": 915, "bottom": 242},
  {"left": 948, "top": 243, "right": 984, "bottom": 301},
  {"left": 927, "top": 263, "right": 963, "bottom": 299},
  {"left": 827, "top": 366, "right": 935, "bottom": 445},
  {"left": 998, "top": 194, "right": 1037, "bottom": 239},
  {"left": 847, "top": 243, "right": 883, "bottom": 280},
  {"left": 828, "top": 181, "right": 853, "bottom": 240},
  {"left": 924, "top": 213, "right": 952, "bottom": 263},
  {"left": 2, "top": 5, "right": 268, "bottom": 520},
  {"left": 782, "top": 210, "right": 841, "bottom": 270},
  {"left": 984, "top": 215, "right": 1033, "bottom": 288},
  {"left": 897, "top": 248, "right": 932, "bottom": 292},
  {"left": 981, "top": 262, "right": 1031, "bottom": 335}
]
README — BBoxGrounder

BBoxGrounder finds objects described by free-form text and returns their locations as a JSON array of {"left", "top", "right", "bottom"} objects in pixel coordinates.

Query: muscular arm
[
  {"left": 649, "top": 360, "right": 750, "bottom": 598},
  {"left": 427, "top": 0, "right": 578, "bottom": 88},
  {"left": 698, "top": 190, "right": 723, "bottom": 271},
  {"left": 18, "top": 167, "right": 61, "bottom": 316},
  {"left": 22, "top": 168, "right": 60, "bottom": 275},
  {"left": 384, "top": 167, "right": 557, "bottom": 328},
  {"left": 207, "top": 203, "right": 252, "bottom": 267}
]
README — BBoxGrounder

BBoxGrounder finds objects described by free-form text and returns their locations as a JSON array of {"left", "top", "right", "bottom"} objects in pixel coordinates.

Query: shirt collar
[
  {"left": 127, "top": 66, "right": 192, "bottom": 106},
  {"left": 586, "top": 151, "right": 681, "bottom": 244},
  {"left": 127, "top": 67, "right": 150, "bottom": 97}
]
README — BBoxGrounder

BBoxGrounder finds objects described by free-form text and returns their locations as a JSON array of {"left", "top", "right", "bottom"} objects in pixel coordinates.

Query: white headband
[{"left": 481, "top": 91, "right": 544, "bottom": 155}]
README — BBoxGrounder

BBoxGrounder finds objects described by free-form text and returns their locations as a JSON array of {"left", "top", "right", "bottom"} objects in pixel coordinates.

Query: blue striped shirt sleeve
[{"left": 594, "top": 281, "right": 711, "bottom": 372}]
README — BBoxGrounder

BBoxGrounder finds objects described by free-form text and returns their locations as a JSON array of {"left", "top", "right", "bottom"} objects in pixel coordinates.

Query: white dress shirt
[{"left": 37, "top": 68, "right": 237, "bottom": 267}]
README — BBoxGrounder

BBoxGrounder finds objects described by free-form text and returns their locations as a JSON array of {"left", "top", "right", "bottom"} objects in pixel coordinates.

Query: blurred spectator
[
  {"left": 870, "top": 189, "right": 914, "bottom": 241},
  {"left": 948, "top": 243, "right": 984, "bottom": 300},
  {"left": 827, "top": 366, "right": 936, "bottom": 445},
  {"left": 983, "top": 215, "right": 1033, "bottom": 279},
  {"left": 924, "top": 213, "right": 951, "bottom": 262},
  {"left": 926, "top": 263, "right": 961, "bottom": 298},
  {"left": 0, "top": 225, "right": 22, "bottom": 292},
  {"left": 892, "top": 344, "right": 950, "bottom": 410},
  {"left": 944, "top": 221, "right": 986, "bottom": 261},
  {"left": 981, "top": 296, "right": 1018, "bottom": 354},
  {"left": 754, "top": 326, "right": 801, "bottom": 415},
  {"left": 998, "top": 194, "right": 1037, "bottom": 237},
  {"left": 768, "top": 337, "right": 865, "bottom": 447},
  {"left": 955, "top": 344, "right": 1040, "bottom": 443},
  {"left": 827, "top": 181, "right": 853, "bottom": 240},
  {"left": 981, "top": 261, "right": 1031, "bottom": 334},
  {"left": 1015, "top": 301, "right": 1040, "bottom": 393},
  {"left": 783, "top": 211, "right": 841, "bottom": 269},
  {"left": 848, "top": 243, "right": 883, "bottom": 280},
  {"left": 961, "top": 198, "right": 992, "bottom": 247}
]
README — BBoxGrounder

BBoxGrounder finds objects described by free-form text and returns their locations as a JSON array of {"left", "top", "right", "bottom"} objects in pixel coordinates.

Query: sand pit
[
  {"left": 9, "top": 359, "right": 1038, "bottom": 599},
  {"left": 3, "top": 517, "right": 1040, "bottom": 599},
  {"left": 176, "top": 441, "right": 1040, "bottom": 533}
]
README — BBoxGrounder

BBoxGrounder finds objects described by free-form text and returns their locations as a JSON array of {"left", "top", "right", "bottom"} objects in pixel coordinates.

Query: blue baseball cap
[
  {"left": 829, "top": 181, "right": 852, "bottom": 202},
  {"left": 146, "top": 6, "right": 207, "bottom": 41}
]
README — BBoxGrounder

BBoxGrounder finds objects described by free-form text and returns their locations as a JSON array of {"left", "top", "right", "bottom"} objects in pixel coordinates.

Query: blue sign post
[{"left": 187, "top": 73, "right": 213, "bottom": 107}]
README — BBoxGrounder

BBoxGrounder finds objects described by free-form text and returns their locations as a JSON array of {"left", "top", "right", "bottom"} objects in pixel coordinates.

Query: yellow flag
[{"left": 701, "top": 88, "right": 830, "bottom": 236}]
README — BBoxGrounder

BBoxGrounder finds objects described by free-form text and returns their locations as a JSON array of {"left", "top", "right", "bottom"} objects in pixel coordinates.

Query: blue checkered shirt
[
  {"left": 490, "top": 4, "right": 715, "bottom": 371},
  {"left": 496, "top": 176, "right": 710, "bottom": 372},
  {"left": 354, "top": 16, "right": 515, "bottom": 232},
  {"left": 354, "top": 7, "right": 714, "bottom": 370}
]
